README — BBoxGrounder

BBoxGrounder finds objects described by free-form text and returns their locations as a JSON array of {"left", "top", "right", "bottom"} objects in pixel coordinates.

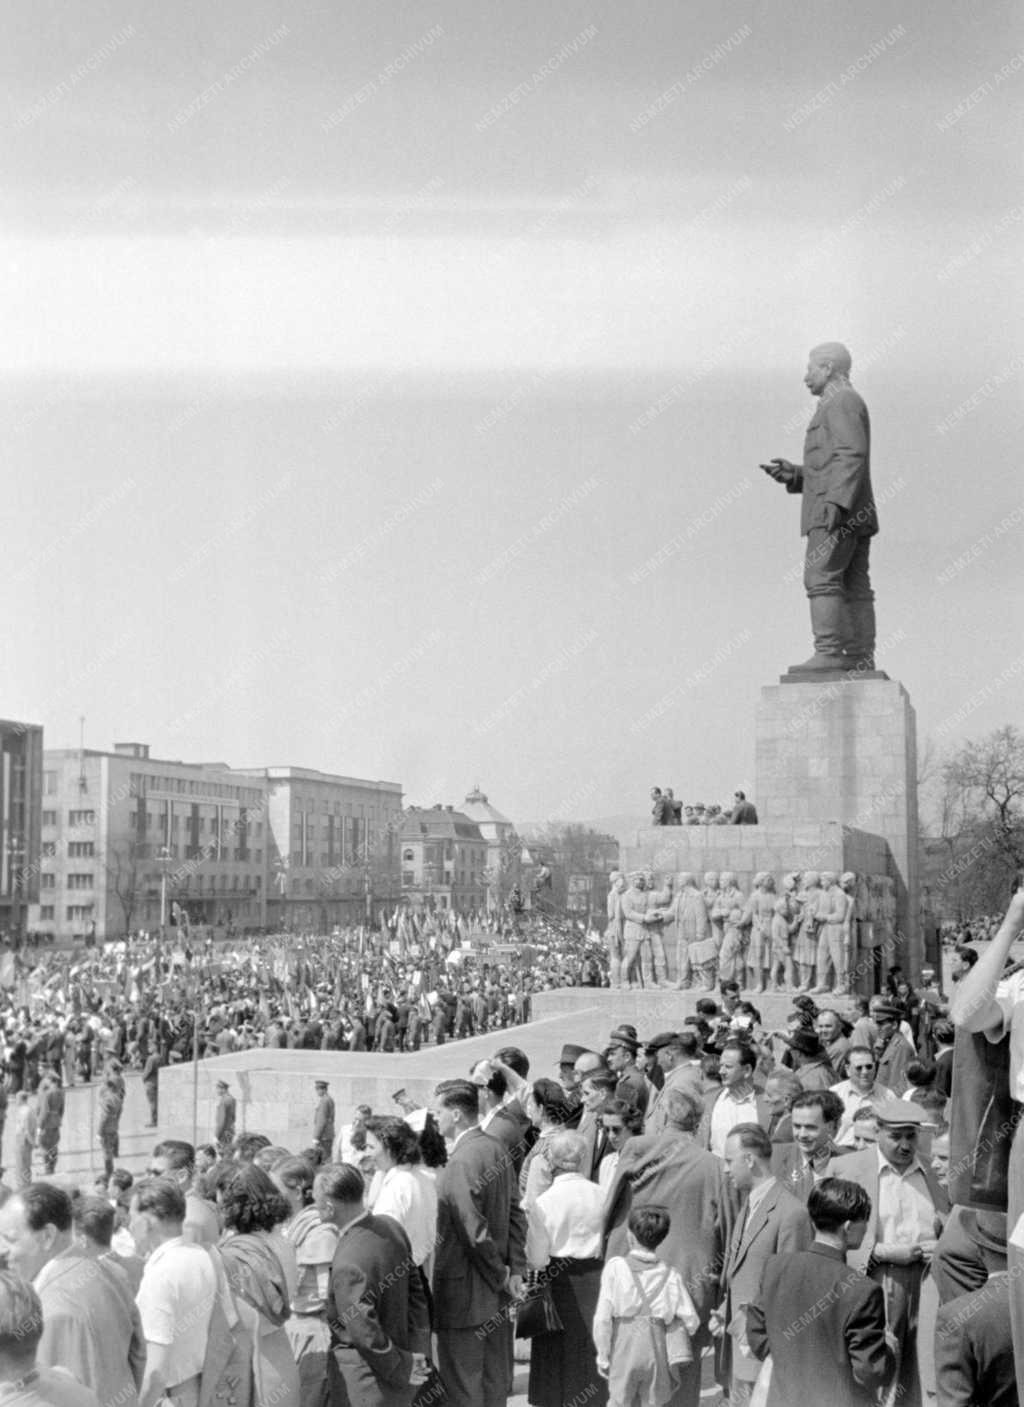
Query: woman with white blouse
[
  {"left": 525, "top": 1130, "right": 608, "bottom": 1407},
  {"left": 364, "top": 1115, "right": 439, "bottom": 1275}
]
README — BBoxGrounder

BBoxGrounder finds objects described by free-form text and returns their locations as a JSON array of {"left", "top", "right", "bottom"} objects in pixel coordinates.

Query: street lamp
[
  {"left": 6, "top": 835, "right": 24, "bottom": 941},
  {"left": 158, "top": 845, "right": 172, "bottom": 931}
]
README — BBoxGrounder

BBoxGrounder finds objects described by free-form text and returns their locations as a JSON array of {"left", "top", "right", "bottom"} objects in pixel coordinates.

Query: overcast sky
[{"left": 4, "top": 0, "right": 1022, "bottom": 826}]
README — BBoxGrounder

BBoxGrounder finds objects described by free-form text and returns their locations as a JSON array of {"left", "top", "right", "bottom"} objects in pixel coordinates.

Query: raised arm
[{"left": 951, "top": 890, "right": 1024, "bottom": 1033}]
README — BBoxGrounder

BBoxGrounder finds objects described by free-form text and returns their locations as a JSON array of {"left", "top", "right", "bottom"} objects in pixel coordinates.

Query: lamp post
[
  {"left": 158, "top": 845, "right": 172, "bottom": 932},
  {"left": 6, "top": 835, "right": 24, "bottom": 942}
]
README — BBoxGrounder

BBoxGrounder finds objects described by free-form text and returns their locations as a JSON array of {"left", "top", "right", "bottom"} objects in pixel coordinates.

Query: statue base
[{"left": 781, "top": 667, "right": 890, "bottom": 684}]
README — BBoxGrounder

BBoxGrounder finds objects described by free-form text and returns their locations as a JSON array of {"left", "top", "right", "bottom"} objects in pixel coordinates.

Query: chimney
[{"left": 114, "top": 742, "right": 150, "bottom": 759}]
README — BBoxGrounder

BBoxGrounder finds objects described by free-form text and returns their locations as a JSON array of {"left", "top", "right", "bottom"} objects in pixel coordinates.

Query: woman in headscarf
[
  {"left": 215, "top": 1162, "right": 300, "bottom": 1407},
  {"left": 271, "top": 1156, "right": 339, "bottom": 1407}
]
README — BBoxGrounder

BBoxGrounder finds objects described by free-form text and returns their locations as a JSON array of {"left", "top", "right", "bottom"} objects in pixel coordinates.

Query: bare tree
[
  {"left": 105, "top": 841, "right": 144, "bottom": 936},
  {"left": 941, "top": 724, "right": 1024, "bottom": 913}
]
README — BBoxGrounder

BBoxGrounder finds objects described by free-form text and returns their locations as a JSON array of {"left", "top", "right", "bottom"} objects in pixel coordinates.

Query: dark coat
[
  {"left": 770, "top": 1140, "right": 842, "bottom": 1203},
  {"left": 717, "top": 1181, "right": 813, "bottom": 1387},
  {"left": 747, "top": 1244, "right": 893, "bottom": 1407},
  {"left": 327, "top": 1211, "right": 429, "bottom": 1407},
  {"left": 432, "top": 1126, "right": 526, "bottom": 1330},
  {"left": 934, "top": 1273, "right": 1016, "bottom": 1407},
  {"left": 603, "top": 1130, "right": 737, "bottom": 1340}
]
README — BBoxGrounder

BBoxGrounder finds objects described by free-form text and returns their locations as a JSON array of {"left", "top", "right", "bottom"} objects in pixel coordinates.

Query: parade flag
[{"left": 0, "top": 952, "right": 15, "bottom": 989}]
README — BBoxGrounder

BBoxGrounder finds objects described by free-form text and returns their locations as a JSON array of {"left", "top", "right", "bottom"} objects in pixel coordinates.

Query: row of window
[
  {"left": 41, "top": 874, "right": 92, "bottom": 889},
  {"left": 41, "top": 841, "right": 94, "bottom": 858},
  {"left": 130, "top": 773, "right": 262, "bottom": 804},
  {"left": 400, "top": 871, "right": 485, "bottom": 888}
]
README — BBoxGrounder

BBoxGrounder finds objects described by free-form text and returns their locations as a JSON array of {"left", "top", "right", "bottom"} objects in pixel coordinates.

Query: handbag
[{"left": 515, "top": 1273, "right": 564, "bottom": 1337}]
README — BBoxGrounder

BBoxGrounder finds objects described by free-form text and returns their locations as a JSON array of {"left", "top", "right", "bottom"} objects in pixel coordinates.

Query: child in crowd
[{"left": 593, "top": 1206, "right": 699, "bottom": 1407}]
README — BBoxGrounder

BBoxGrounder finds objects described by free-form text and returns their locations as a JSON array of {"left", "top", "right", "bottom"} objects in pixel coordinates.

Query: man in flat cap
[
  {"left": 831, "top": 1099, "right": 948, "bottom": 1407},
  {"left": 313, "top": 1079, "right": 335, "bottom": 1164},
  {"left": 871, "top": 1000, "right": 915, "bottom": 1095},
  {"left": 213, "top": 1079, "right": 235, "bottom": 1157},
  {"left": 606, "top": 1027, "right": 648, "bottom": 1117},
  {"left": 761, "top": 341, "right": 878, "bottom": 672},
  {"left": 644, "top": 1032, "right": 704, "bottom": 1137}
]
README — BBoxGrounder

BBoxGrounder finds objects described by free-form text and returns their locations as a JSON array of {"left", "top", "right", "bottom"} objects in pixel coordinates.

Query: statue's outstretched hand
[{"left": 760, "top": 457, "right": 796, "bottom": 484}]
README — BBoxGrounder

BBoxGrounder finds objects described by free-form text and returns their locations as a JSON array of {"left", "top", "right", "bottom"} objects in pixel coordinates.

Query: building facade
[
  {"left": 0, "top": 720, "right": 43, "bottom": 938},
  {"left": 400, "top": 805, "right": 488, "bottom": 913},
  {"left": 33, "top": 743, "right": 268, "bottom": 941},
  {"left": 233, "top": 766, "right": 403, "bottom": 932}
]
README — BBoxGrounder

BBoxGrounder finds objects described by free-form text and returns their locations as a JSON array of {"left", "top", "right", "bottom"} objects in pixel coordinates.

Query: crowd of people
[
  {"left": 0, "top": 893, "right": 1020, "bottom": 1407},
  {"left": 649, "top": 788, "right": 760, "bottom": 827}
]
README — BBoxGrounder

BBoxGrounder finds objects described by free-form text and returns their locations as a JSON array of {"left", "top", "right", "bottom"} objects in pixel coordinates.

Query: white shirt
[
  {"left": 371, "top": 1165, "right": 439, "bottom": 1268},
  {"left": 597, "top": 1151, "right": 620, "bottom": 1195},
  {"left": 875, "top": 1150, "right": 936, "bottom": 1249},
  {"left": 710, "top": 1086, "right": 760, "bottom": 1158},
  {"left": 831, "top": 1078, "right": 895, "bottom": 1145},
  {"left": 136, "top": 1236, "right": 217, "bottom": 1387},
  {"left": 994, "top": 970, "right": 1024, "bottom": 1101},
  {"left": 526, "top": 1172, "right": 605, "bottom": 1268}
]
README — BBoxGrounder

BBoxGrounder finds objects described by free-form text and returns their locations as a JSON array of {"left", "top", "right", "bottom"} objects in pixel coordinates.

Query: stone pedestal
[
  {"left": 756, "top": 677, "right": 920, "bottom": 977},
  {"left": 621, "top": 677, "right": 921, "bottom": 988}
]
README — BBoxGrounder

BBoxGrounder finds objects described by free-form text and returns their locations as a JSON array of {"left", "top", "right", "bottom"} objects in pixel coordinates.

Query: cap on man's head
[
  {"left": 872, "top": 1002, "right": 903, "bottom": 1022},
  {"left": 646, "top": 1031, "right": 681, "bottom": 1052},
  {"left": 315, "top": 1080, "right": 328, "bottom": 1089},
  {"left": 874, "top": 1098, "right": 930, "bottom": 1128},
  {"left": 608, "top": 1026, "right": 640, "bottom": 1054},
  {"left": 215, "top": 1080, "right": 229, "bottom": 1090},
  {"left": 559, "top": 1043, "right": 586, "bottom": 1067}
]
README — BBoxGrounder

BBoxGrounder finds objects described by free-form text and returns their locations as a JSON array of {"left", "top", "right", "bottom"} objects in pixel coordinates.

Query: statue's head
[
  {"left": 720, "top": 871, "right": 737, "bottom": 888},
  {"left": 783, "top": 871, "right": 799, "bottom": 892},
  {"left": 841, "top": 871, "right": 856, "bottom": 890},
  {"left": 805, "top": 341, "right": 852, "bottom": 395},
  {"left": 610, "top": 871, "right": 626, "bottom": 894},
  {"left": 677, "top": 871, "right": 695, "bottom": 889},
  {"left": 802, "top": 870, "right": 820, "bottom": 889},
  {"left": 629, "top": 870, "right": 646, "bottom": 891},
  {"left": 820, "top": 870, "right": 837, "bottom": 888},
  {"left": 703, "top": 871, "right": 719, "bottom": 888}
]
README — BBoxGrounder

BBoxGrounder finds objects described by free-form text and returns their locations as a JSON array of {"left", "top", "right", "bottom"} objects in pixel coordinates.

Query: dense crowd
[{"left": 0, "top": 895, "right": 1021, "bottom": 1407}]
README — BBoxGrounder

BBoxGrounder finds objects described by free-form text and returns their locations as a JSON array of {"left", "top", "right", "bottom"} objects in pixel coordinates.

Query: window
[
  {"left": 40, "top": 874, "right": 56, "bottom": 889},
  {"left": 68, "top": 810, "right": 95, "bottom": 826},
  {"left": 401, "top": 870, "right": 415, "bottom": 886},
  {"left": 67, "top": 874, "right": 94, "bottom": 890},
  {"left": 42, "top": 811, "right": 57, "bottom": 827},
  {"left": 67, "top": 841, "right": 94, "bottom": 858},
  {"left": 41, "top": 842, "right": 56, "bottom": 858},
  {"left": 39, "top": 906, "right": 55, "bottom": 921},
  {"left": 44, "top": 771, "right": 58, "bottom": 795},
  {"left": 66, "top": 904, "right": 94, "bottom": 921}
]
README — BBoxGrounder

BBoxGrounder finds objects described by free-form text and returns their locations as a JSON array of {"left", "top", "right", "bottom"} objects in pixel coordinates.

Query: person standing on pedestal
[
  {"left": 620, "top": 873, "right": 653, "bottom": 990},
  {"left": 760, "top": 341, "right": 879, "bottom": 671}
]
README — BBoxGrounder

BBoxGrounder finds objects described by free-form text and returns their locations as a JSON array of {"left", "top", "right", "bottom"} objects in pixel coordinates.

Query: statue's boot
[
  {"left": 843, "top": 598, "right": 877, "bottom": 669},
  {"left": 791, "top": 595, "right": 847, "bottom": 670}
]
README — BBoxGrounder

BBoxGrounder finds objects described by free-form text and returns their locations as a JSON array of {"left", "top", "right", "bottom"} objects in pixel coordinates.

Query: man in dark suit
[
  {"left": 713, "top": 1123, "right": 812, "bottom": 1405},
  {"left": 935, "top": 1271, "right": 1015, "bottom": 1407},
  {"left": 322, "top": 1163, "right": 430, "bottom": 1407},
  {"left": 431, "top": 1078, "right": 526, "bottom": 1407},
  {"left": 472, "top": 1059, "right": 533, "bottom": 1179},
  {"left": 747, "top": 1177, "right": 895, "bottom": 1406},
  {"left": 604, "top": 1085, "right": 736, "bottom": 1407},
  {"left": 771, "top": 1089, "right": 844, "bottom": 1202},
  {"left": 575, "top": 1069, "right": 616, "bottom": 1179}
]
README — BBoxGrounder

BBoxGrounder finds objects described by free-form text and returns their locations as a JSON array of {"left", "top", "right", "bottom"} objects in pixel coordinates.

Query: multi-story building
[
  {"left": 400, "top": 804, "right": 488, "bottom": 913},
  {"left": 232, "top": 766, "right": 403, "bottom": 932},
  {"left": 33, "top": 743, "right": 268, "bottom": 941},
  {"left": 0, "top": 719, "right": 43, "bottom": 938},
  {"left": 460, "top": 786, "right": 517, "bottom": 911}
]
